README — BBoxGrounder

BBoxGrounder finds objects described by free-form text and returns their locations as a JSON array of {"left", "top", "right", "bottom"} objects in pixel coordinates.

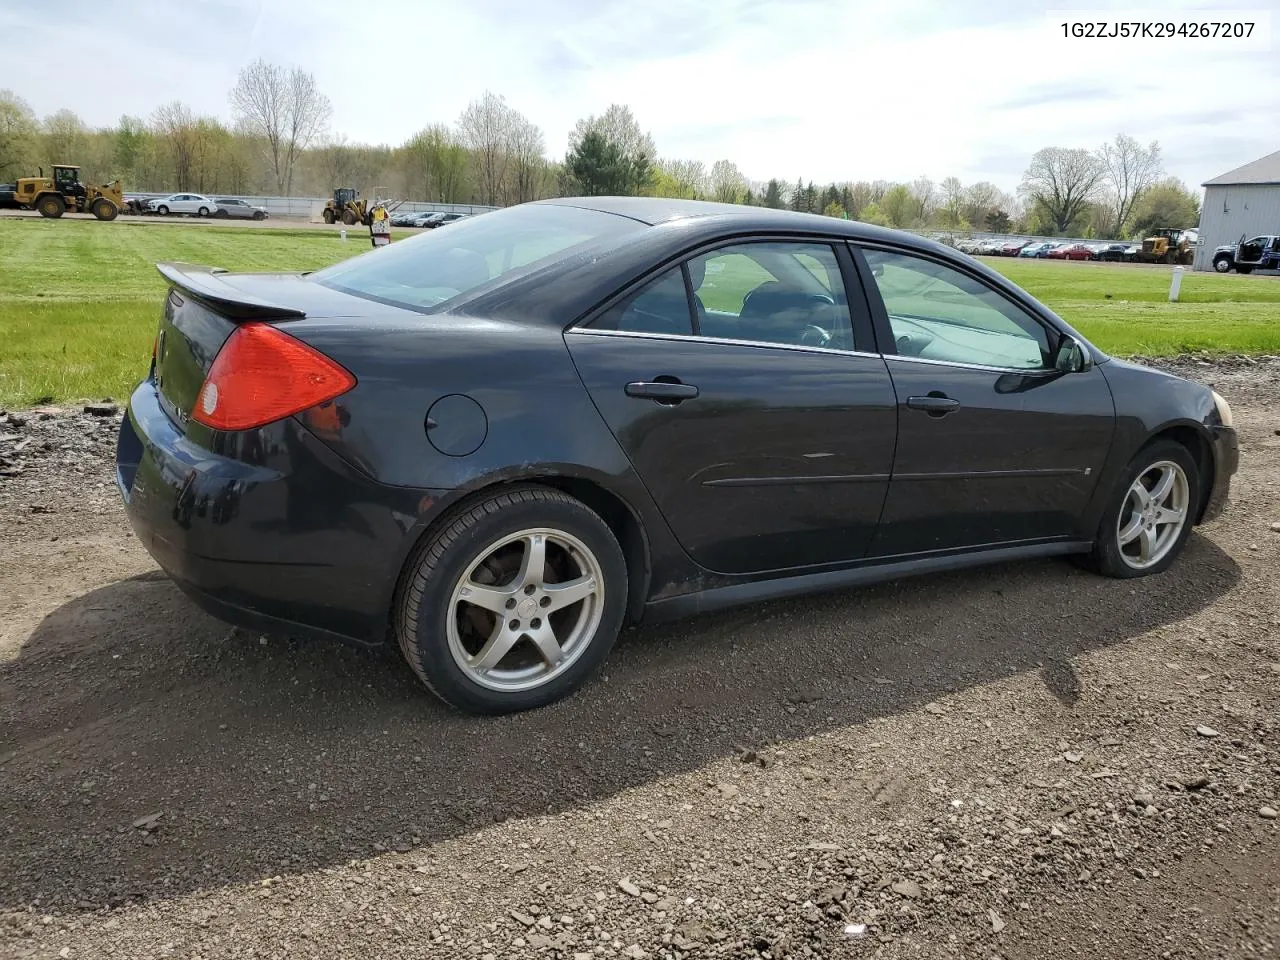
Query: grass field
[{"left": 1, "top": 217, "right": 1278, "bottom": 407}]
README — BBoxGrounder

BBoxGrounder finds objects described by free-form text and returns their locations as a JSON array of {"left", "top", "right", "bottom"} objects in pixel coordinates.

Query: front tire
[
  {"left": 1085, "top": 440, "right": 1199, "bottom": 578},
  {"left": 1213, "top": 255, "right": 1232, "bottom": 273},
  {"left": 91, "top": 197, "right": 117, "bottom": 221},
  {"left": 198, "top": 206, "right": 210, "bottom": 217},
  {"left": 397, "top": 486, "right": 628, "bottom": 714}
]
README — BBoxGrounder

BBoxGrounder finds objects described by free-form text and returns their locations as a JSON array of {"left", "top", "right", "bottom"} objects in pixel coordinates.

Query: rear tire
[
  {"left": 1237, "top": 265, "right": 1254, "bottom": 275},
  {"left": 37, "top": 194, "right": 65, "bottom": 218},
  {"left": 157, "top": 204, "right": 169, "bottom": 216},
  {"left": 1083, "top": 440, "right": 1199, "bottom": 579},
  {"left": 396, "top": 486, "right": 627, "bottom": 714},
  {"left": 322, "top": 208, "right": 335, "bottom": 224}
]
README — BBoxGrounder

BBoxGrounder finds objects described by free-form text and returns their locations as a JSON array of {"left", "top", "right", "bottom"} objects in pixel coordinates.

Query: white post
[
  {"left": 1169, "top": 266, "right": 1184, "bottom": 302},
  {"left": 339, "top": 229, "right": 347, "bottom": 242}
]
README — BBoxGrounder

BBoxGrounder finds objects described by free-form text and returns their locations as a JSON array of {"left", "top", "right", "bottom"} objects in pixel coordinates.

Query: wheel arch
[{"left": 386, "top": 472, "right": 653, "bottom": 642}]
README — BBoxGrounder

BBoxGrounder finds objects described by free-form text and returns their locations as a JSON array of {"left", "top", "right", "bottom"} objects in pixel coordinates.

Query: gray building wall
[{"left": 1193, "top": 183, "right": 1280, "bottom": 270}]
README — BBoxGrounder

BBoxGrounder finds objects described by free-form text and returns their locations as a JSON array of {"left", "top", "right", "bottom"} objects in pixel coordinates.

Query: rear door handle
[
  {"left": 906, "top": 395, "right": 961, "bottom": 416},
  {"left": 625, "top": 381, "right": 699, "bottom": 403}
]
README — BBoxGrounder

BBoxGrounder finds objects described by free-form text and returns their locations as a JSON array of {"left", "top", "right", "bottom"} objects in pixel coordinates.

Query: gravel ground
[{"left": 1, "top": 358, "right": 1278, "bottom": 959}]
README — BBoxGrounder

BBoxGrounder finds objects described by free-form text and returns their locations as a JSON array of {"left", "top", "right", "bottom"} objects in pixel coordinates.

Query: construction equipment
[
  {"left": 13, "top": 164, "right": 122, "bottom": 220},
  {"left": 321, "top": 188, "right": 405, "bottom": 226},
  {"left": 322, "top": 188, "right": 370, "bottom": 226},
  {"left": 1135, "top": 228, "right": 1194, "bottom": 265}
]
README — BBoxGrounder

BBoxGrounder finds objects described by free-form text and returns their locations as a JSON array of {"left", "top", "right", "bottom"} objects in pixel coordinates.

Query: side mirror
[{"left": 1054, "top": 335, "right": 1092, "bottom": 373}]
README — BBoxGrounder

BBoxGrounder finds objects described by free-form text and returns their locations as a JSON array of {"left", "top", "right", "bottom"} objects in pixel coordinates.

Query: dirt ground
[{"left": 1, "top": 358, "right": 1278, "bottom": 959}]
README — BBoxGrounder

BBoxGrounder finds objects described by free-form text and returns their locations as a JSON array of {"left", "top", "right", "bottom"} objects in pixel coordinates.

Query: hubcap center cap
[{"left": 517, "top": 597, "right": 538, "bottom": 619}]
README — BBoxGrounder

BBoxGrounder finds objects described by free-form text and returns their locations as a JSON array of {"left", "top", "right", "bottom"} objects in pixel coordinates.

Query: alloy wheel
[
  {"left": 1116, "top": 460, "right": 1189, "bottom": 570},
  {"left": 446, "top": 527, "right": 604, "bottom": 692}
]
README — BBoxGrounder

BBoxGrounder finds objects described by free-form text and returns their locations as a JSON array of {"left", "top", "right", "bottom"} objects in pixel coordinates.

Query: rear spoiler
[{"left": 156, "top": 262, "right": 306, "bottom": 321}]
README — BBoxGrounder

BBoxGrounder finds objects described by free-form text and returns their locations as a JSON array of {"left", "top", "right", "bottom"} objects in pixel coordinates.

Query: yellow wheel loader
[{"left": 13, "top": 164, "right": 122, "bottom": 220}]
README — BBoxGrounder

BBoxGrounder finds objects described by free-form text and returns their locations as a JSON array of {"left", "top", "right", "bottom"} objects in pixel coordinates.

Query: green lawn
[{"left": 1, "top": 218, "right": 1278, "bottom": 408}]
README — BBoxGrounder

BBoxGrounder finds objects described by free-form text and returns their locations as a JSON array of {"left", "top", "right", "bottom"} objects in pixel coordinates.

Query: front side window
[
  {"left": 862, "top": 249, "right": 1052, "bottom": 369},
  {"left": 687, "top": 242, "right": 854, "bottom": 350}
]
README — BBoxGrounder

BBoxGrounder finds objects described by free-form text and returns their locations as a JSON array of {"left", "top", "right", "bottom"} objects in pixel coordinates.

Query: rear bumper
[
  {"left": 1201, "top": 425, "right": 1238, "bottom": 524},
  {"left": 117, "top": 380, "right": 448, "bottom": 646}
]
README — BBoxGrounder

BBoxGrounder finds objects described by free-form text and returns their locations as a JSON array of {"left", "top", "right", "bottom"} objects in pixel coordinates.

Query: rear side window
[
  {"left": 591, "top": 267, "right": 693, "bottom": 336},
  {"left": 312, "top": 204, "right": 642, "bottom": 312}
]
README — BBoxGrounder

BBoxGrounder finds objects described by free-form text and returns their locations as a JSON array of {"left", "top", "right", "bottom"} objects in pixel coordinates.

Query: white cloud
[{"left": 1, "top": 0, "right": 1276, "bottom": 191}]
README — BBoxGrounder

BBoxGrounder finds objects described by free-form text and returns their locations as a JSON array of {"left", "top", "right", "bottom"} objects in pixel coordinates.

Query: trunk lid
[{"left": 151, "top": 263, "right": 366, "bottom": 431}]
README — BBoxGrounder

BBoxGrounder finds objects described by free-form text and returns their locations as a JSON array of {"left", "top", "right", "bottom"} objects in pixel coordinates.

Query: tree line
[{"left": 0, "top": 63, "right": 1200, "bottom": 238}]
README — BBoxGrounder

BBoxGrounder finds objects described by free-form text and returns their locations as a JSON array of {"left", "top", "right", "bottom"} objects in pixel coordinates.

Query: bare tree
[
  {"left": 709, "top": 159, "right": 745, "bottom": 203},
  {"left": 42, "top": 108, "right": 87, "bottom": 164},
  {"left": 939, "top": 176, "right": 965, "bottom": 226},
  {"left": 229, "top": 59, "right": 332, "bottom": 195},
  {"left": 152, "top": 101, "right": 200, "bottom": 189},
  {"left": 569, "top": 104, "right": 655, "bottom": 160},
  {"left": 459, "top": 91, "right": 517, "bottom": 206},
  {"left": 908, "top": 176, "right": 935, "bottom": 223},
  {"left": 315, "top": 134, "right": 356, "bottom": 189},
  {"left": 1019, "top": 147, "right": 1105, "bottom": 234},
  {"left": 0, "top": 89, "right": 37, "bottom": 179},
  {"left": 659, "top": 159, "right": 706, "bottom": 198},
  {"left": 1098, "top": 134, "right": 1163, "bottom": 237},
  {"left": 508, "top": 115, "right": 546, "bottom": 204}
]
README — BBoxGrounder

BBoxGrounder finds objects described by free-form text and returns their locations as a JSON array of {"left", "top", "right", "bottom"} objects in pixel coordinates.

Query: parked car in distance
[
  {"left": 999, "top": 239, "right": 1031, "bottom": 256},
  {"left": 426, "top": 212, "right": 467, "bottom": 229},
  {"left": 116, "top": 197, "right": 1238, "bottom": 714},
  {"left": 1096, "top": 243, "right": 1129, "bottom": 262},
  {"left": 146, "top": 193, "right": 218, "bottom": 217},
  {"left": 1017, "top": 241, "right": 1051, "bottom": 258},
  {"left": 975, "top": 238, "right": 1005, "bottom": 255},
  {"left": 1047, "top": 242, "right": 1093, "bottom": 261},
  {"left": 1122, "top": 243, "right": 1142, "bottom": 263},
  {"left": 390, "top": 209, "right": 424, "bottom": 227},
  {"left": 213, "top": 198, "right": 268, "bottom": 220}
]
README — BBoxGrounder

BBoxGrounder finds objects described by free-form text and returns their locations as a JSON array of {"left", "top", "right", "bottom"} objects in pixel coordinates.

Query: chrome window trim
[
  {"left": 885, "top": 353, "right": 1060, "bottom": 376},
  {"left": 564, "top": 326, "right": 883, "bottom": 361}
]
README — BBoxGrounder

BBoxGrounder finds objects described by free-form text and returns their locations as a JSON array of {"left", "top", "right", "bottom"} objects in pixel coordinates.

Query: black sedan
[{"left": 116, "top": 198, "right": 1238, "bottom": 714}]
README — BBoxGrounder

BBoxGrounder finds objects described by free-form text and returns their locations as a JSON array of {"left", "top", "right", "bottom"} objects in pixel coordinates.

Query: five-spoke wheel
[
  {"left": 1115, "top": 460, "right": 1189, "bottom": 570},
  {"left": 1088, "top": 440, "right": 1199, "bottom": 578},
  {"left": 448, "top": 528, "right": 604, "bottom": 692},
  {"left": 397, "top": 487, "right": 627, "bottom": 713}
]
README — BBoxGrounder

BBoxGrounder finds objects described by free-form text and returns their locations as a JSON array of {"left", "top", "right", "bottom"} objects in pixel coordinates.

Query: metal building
[{"left": 1193, "top": 149, "right": 1280, "bottom": 271}]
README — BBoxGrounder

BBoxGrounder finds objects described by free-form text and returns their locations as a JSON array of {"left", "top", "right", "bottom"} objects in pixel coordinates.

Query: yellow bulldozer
[
  {"left": 12, "top": 164, "right": 122, "bottom": 220},
  {"left": 1135, "top": 228, "right": 1194, "bottom": 265}
]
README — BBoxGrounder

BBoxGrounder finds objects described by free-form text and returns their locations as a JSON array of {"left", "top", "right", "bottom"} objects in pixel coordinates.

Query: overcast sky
[{"left": 3, "top": 0, "right": 1276, "bottom": 192}]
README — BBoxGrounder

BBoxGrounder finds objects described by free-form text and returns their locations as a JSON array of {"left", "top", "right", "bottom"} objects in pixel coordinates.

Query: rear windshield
[{"left": 311, "top": 204, "right": 642, "bottom": 312}]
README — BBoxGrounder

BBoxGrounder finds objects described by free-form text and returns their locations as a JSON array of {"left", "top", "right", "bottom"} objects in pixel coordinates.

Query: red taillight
[{"left": 193, "top": 323, "right": 356, "bottom": 431}]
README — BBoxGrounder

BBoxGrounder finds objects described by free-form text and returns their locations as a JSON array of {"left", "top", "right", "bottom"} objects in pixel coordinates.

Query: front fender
[{"left": 1082, "top": 359, "right": 1224, "bottom": 535}]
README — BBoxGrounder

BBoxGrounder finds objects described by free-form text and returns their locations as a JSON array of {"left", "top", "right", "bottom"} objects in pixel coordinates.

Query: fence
[{"left": 124, "top": 192, "right": 497, "bottom": 220}]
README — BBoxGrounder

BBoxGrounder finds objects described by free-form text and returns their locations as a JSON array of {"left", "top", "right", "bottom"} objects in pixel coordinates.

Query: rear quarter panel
[{"left": 283, "top": 313, "right": 702, "bottom": 606}]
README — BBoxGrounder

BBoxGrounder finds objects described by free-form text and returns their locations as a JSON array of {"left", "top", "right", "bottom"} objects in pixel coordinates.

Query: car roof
[{"left": 535, "top": 196, "right": 958, "bottom": 257}]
